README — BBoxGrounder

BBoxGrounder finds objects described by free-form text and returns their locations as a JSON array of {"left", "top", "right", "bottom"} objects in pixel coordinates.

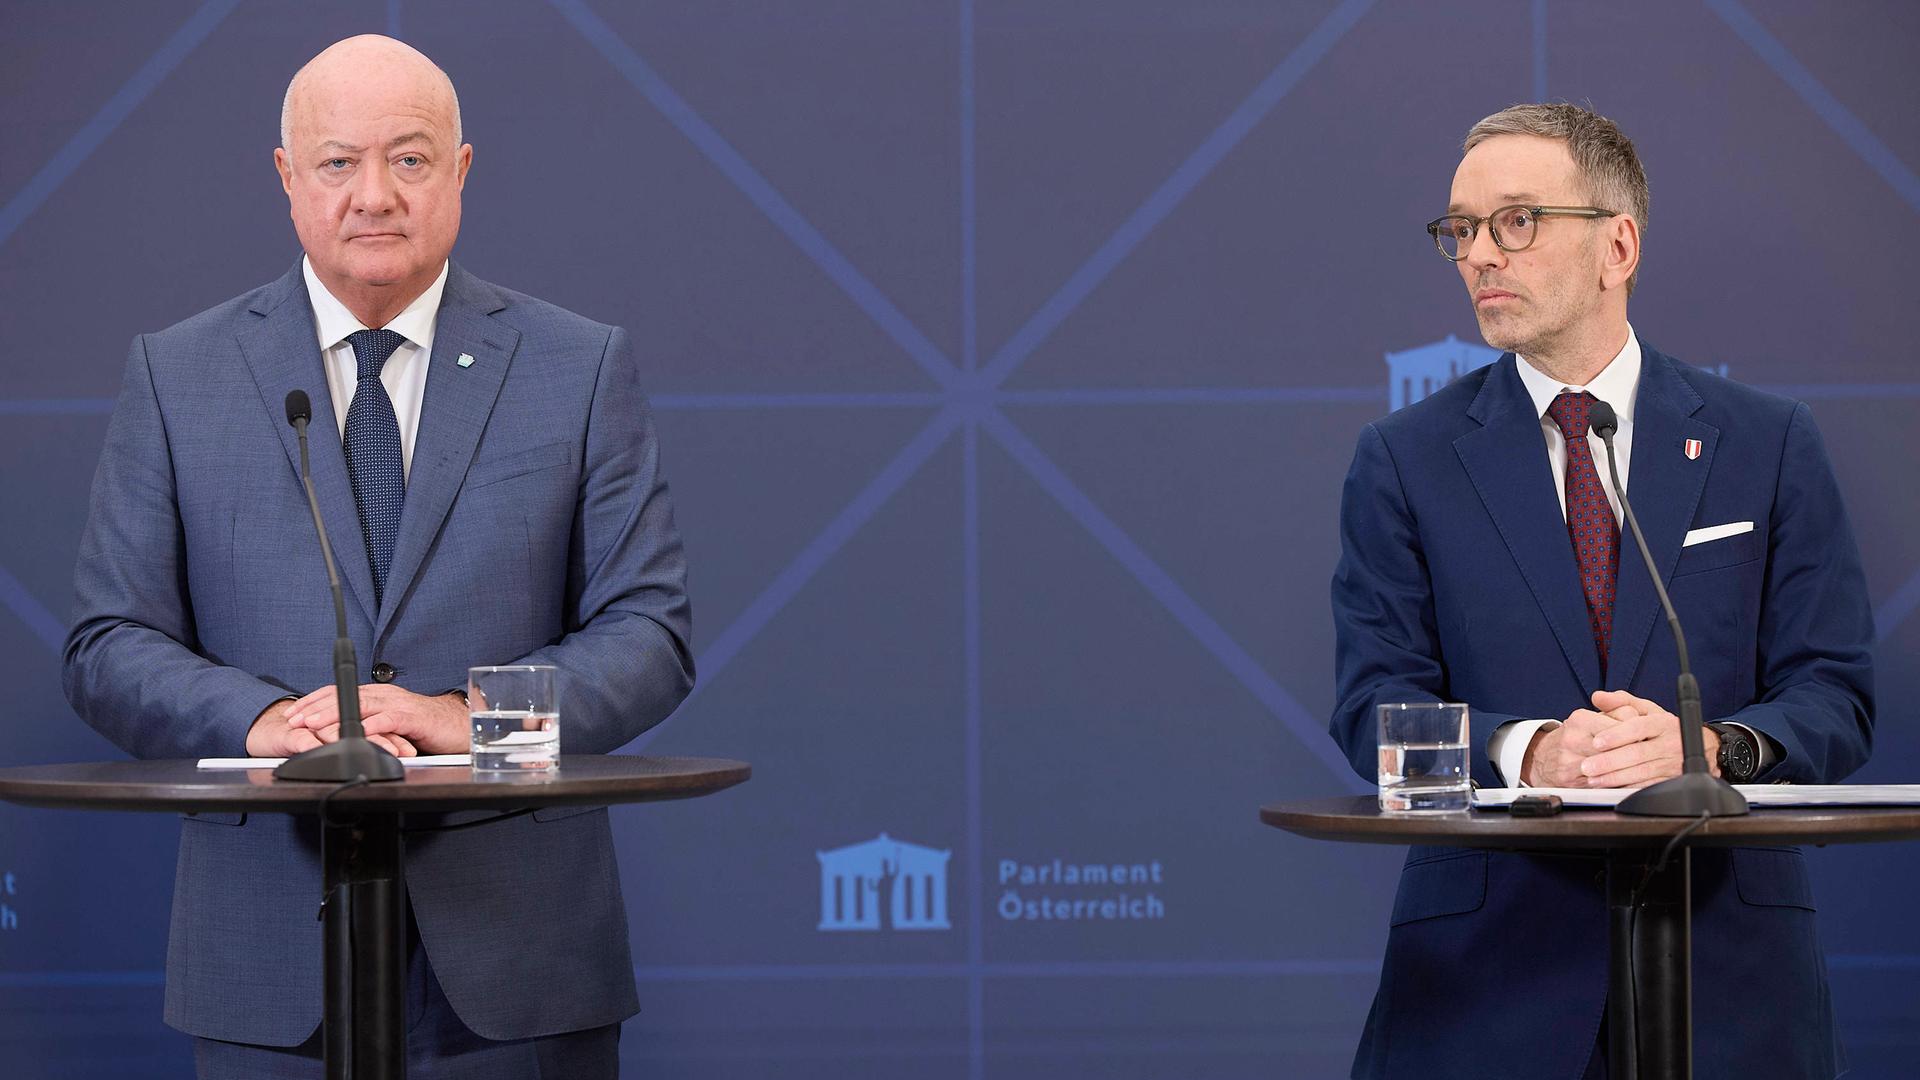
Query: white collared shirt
[
  {"left": 1512, "top": 327, "right": 1640, "bottom": 526},
  {"left": 302, "top": 257, "right": 448, "bottom": 481}
]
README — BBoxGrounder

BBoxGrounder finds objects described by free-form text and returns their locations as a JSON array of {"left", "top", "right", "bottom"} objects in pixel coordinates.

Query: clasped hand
[
  {"left": 1522, "top": 689, "right": 1721, "bottom": 788},
  {"left": 245, "top": 684, "right": 470, "bottom": 758}
]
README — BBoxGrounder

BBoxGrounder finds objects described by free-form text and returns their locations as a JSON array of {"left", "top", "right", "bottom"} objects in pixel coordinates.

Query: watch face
[{"left": 1721, "top": 731, "right": 1757, "bottom": 780}]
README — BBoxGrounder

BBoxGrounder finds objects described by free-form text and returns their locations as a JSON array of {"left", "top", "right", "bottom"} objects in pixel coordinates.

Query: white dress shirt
[
  {"left": 1485, "top": 326, "right": 1770, "bottom": 784},
  {"left": 302, "top": 257, "right": 448, "bottom": 481}
]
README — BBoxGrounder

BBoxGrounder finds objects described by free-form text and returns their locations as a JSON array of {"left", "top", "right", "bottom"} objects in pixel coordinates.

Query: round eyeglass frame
[{"left": 1425, "top": 205, "right": 1618, "bottom": 261}]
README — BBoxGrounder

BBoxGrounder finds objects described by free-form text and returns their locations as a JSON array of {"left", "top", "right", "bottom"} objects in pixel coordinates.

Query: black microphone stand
[
  {"left": 1588, "top": 404, "right": 1744, "bottom": 818},
  {"left": 276, "top": 392, "right": 404, "bottom": 783}
]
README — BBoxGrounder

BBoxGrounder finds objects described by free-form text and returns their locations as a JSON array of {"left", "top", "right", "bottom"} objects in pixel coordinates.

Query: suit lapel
[
  {"left": 1605, "top": 348, "right": 1715, "bottom": 688},
  {"left": 376, "top": 264, "right": 518, "bottom": 640},
  {"left": 1454, "top": 357, "right": 1605, "bottom": 695},
  {"left": 235, "top": 263, "right": 380, "bottom": 626}
]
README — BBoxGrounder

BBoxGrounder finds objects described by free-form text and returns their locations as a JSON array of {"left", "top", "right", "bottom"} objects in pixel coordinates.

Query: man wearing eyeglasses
[{"left": 1330, "top": 104, "right": 1872, "bottom": 1079}]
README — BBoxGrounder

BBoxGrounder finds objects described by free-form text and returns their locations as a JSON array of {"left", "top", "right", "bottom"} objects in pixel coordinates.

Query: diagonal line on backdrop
[
  {"left": 0, "top": 0, "right": 244, "bottom": 252},
  {"left": 980, "top": 409, "right": 1367, "bottom": 791},
  {"left": 549, "top": 0, "right": 959, "bottom": 389},
  {"left": 1705, "top": 0, "right": 1920, "bottom": 215},
  {"left": 977, "top": 0, "right": 1375, "bottom": 390},
  {"left": 0, "top": 562, "right": 66, "bottom": 655},
  {"left": 629, "top": 405, "right": 964, "bottom": 749},
  {"left": 1872, "top": 563, "right": 1920, "bottom": 644}
]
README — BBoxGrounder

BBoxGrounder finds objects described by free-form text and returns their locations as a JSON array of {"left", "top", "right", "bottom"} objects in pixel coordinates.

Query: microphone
[
  {"left": 1588, "top": 399, "right": 1745, "bottom": 817},
  {"left": 274, "top": 390, "right": 403, "bottom": 782}
]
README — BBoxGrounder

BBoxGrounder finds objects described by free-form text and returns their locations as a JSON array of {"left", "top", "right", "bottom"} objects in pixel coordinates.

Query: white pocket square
[{"left": 1682, "top": 521, "right": 1754, "bottom": 547}]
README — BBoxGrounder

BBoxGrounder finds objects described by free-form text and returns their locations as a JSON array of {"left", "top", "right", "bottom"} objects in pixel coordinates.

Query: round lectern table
[
  {"left": 1261, "top": 796, "right": 1920, "bottom": 1080},
  {"left": 0, "top": 755, "right": 750, "bottom": 1079}
]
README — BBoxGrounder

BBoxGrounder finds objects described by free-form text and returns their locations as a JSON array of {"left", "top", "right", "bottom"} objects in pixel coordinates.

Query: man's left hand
[
  {"left": 285, "top": 684, "right": 470, "bottom": 755},
  {"left": 1580, "top": 689, "right": 1721, "bottom": 787}
]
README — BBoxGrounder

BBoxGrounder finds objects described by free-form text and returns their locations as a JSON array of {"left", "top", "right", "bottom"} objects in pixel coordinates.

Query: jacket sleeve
[
  {"left": 1330, "top": 422, "right": 1523, "bottom": 788},
  {"left": 62, "top": 336, "right": 294, "bottom": 760},
  {"left": 1723, "top": 402, "right": 1874, "bottom": 782},
  {"left": 513, "top": 326, "right": 695, "bottom": 754}
]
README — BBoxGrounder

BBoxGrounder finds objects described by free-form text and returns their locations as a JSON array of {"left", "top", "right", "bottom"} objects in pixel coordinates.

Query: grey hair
[
  {"left": 279, "top": 55, "right": 463, "bottom": 152},
  {"left": 1464, "top": 103, "right": 1647, "bottom": 293}
]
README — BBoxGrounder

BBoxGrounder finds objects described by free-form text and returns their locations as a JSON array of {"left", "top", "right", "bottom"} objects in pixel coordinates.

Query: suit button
[{"left": 371, "top": 662, "right": 396, "bottom": 683}]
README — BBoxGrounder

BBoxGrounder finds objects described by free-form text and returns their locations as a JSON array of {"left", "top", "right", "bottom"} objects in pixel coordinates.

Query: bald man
[{"left": 64, "top": 36, "right": 693, "bottom": 1078}]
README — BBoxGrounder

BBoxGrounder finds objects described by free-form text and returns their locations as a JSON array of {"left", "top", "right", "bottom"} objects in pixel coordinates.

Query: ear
[
  {"left": 455, "top": 143, "right": 473, "bottom": 190},
  {"left": 1600, "top": 212, "right": 1640, "bottom": 293},
  {"left": 274, "top": 147, "right": 294, "bottom": 198}
]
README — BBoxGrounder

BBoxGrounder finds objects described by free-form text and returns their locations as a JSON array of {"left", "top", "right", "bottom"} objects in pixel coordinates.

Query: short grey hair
[
  {"left": 1464, "top": 103, "right": 1647, "bottom": 293},
  {"left": 279, "top": 59, "right": 463, "bottom": 152}
]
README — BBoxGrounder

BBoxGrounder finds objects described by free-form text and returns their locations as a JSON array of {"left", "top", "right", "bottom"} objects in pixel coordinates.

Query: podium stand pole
[
  {"left": 321, "top": 813, "right": 406, "bottom": 1080},
  {"left": 1605, "top": 848, "right": 1692, "bottom": 1080}
]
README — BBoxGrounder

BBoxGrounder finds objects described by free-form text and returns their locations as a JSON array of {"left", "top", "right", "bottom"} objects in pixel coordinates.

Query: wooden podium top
[
  {"left": 1261, "top": 795, "right": 1920, "bottom": 850},
  {"left": 0, "top": 755, "right": 750, "bottom": 815}
]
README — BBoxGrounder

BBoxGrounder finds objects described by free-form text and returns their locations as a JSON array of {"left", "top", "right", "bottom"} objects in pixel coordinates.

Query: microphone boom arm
[
  {"left": 1593, "top": 428, "right": 1709, "bottom": 777},
  {"left": 1588, "top": 400, "right": 1744, "bottom": 817},
  {"left": 293, "top": 419, "right": 365, "bottom": 742}
]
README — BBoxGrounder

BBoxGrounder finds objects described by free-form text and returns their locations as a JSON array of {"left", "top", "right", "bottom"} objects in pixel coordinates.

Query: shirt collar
[
  {"left": 1514, "top": 324, "right": 1642, "bottom": 425},
  {"left": 301, "top": 256, "right": 450, "bottom": 352}
]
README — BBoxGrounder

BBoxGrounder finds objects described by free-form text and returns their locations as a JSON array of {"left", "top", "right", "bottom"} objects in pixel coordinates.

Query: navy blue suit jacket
[
  {"left": 1331, "top": 348, "right": 1873, "bottom": 1080},
  {"left": 63, "top": 261, "right": 695, "bottom": 1045}
]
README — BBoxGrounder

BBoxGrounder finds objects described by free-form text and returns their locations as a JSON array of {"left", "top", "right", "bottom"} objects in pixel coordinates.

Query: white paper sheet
[
  {"left": 196, "top": 754, "right": 471, "bottom": 769},
  {"left": 1473, "top": 784, "right": 1920, "bottom": 809}
]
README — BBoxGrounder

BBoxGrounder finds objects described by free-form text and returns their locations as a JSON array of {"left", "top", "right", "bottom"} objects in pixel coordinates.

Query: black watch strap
[{"left": 1706, "top": 722, "right": 1760, "bottom": 783}]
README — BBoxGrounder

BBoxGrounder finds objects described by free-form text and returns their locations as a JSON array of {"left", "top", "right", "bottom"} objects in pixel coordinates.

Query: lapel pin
[
  {"left": 457, "top": 353, "right": 475, "bottom": 368},
  {"left": 1684, "top": 438, "right": 1702, "bottom": 460}
]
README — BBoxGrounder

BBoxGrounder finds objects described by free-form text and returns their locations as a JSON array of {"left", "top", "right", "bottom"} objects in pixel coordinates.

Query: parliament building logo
[
  {"left": 1387, "top": 334, "right": 1734, "bottom": 411},
  {"left": 816, "top": 833, "right": 952, "bottom": 932},
  {"left": 1386, "top": 334, "right": 1500, "bottom": 410}
]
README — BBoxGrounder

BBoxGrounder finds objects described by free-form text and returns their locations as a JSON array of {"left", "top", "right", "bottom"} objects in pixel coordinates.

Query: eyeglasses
[{"left": 1425, "top": 205, "right": 1617, "bottom": 261}]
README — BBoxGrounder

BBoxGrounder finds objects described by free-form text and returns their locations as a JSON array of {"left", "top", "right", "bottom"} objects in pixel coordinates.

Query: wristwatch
[{"left": 1705, "top": 722, "right": 1760, "bottom": 783}]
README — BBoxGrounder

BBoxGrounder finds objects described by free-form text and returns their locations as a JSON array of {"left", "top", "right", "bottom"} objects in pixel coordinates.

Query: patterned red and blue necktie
[
  {"left": 1546, "top": 391, "right": 1620, "bottom": 678},
  {"left": 343, "top": 328, "right": 406, "bottom": 607}
]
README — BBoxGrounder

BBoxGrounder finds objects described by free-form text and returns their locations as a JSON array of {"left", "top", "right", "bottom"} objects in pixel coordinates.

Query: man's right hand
[
  {"left": 246, "top": 698, "right": 417, "bottom": 758},
  {"left": 1522, "top": 708, "right": 1627, "bottom": 787}
]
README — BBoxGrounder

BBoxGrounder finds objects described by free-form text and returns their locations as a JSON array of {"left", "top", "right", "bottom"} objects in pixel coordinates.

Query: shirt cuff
[{"left": 1489, "top": 718, "right": 1562, "bottom": 786}]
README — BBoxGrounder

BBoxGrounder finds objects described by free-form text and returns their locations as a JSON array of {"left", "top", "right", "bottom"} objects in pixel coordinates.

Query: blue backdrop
[{"left": 3, "top": 1, "right": 1918, "bottom": 1076}]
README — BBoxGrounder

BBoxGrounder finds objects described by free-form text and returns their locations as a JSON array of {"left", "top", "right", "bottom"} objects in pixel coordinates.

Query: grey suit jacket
[{"left": 63, "top": 260, "right": 695, "bottom": 1044}]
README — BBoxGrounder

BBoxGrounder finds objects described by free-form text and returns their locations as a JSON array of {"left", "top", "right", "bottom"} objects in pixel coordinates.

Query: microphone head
[
  {"left": 284, "top": 390, "right": 312, "bottom": 427},
  {"left": 1589, "top": 399, "right": 1619, "bottom": 439}
]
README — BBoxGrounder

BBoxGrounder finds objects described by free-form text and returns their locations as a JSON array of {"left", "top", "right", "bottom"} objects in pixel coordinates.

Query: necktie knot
[
  {"left": 1547, "top": 390, "right": 1595, "bottom": 440},
  {"left": 347, "top": 328, "right": 406, "bottom": 382}
]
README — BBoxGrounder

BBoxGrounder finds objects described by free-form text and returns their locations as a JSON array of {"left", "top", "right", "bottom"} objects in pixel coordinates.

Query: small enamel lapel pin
[{"left": 457, "top": 353, "right": 475, "bottom": 368}]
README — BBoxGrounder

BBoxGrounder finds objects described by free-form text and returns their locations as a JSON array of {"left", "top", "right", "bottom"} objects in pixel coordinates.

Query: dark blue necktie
[{"left": 343, "top": 328, "right": 407, "bottom": 607}]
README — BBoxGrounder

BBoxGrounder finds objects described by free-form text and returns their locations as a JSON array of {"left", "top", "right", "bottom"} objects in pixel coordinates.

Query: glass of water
[
  {"left": 469, "top": 665, "right": 559, "bottom": 774},
  {"left": 1377, "top": 703, "right": 1469, "bottom": 813}
]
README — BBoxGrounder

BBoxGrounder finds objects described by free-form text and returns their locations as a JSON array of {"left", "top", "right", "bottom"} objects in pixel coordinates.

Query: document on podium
[
  {"left": 1473, "top": 784, "right": 1920, "bottom": 809},
  {"left": 196, "top": 755, "right": 471, "bottom": 769}
]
